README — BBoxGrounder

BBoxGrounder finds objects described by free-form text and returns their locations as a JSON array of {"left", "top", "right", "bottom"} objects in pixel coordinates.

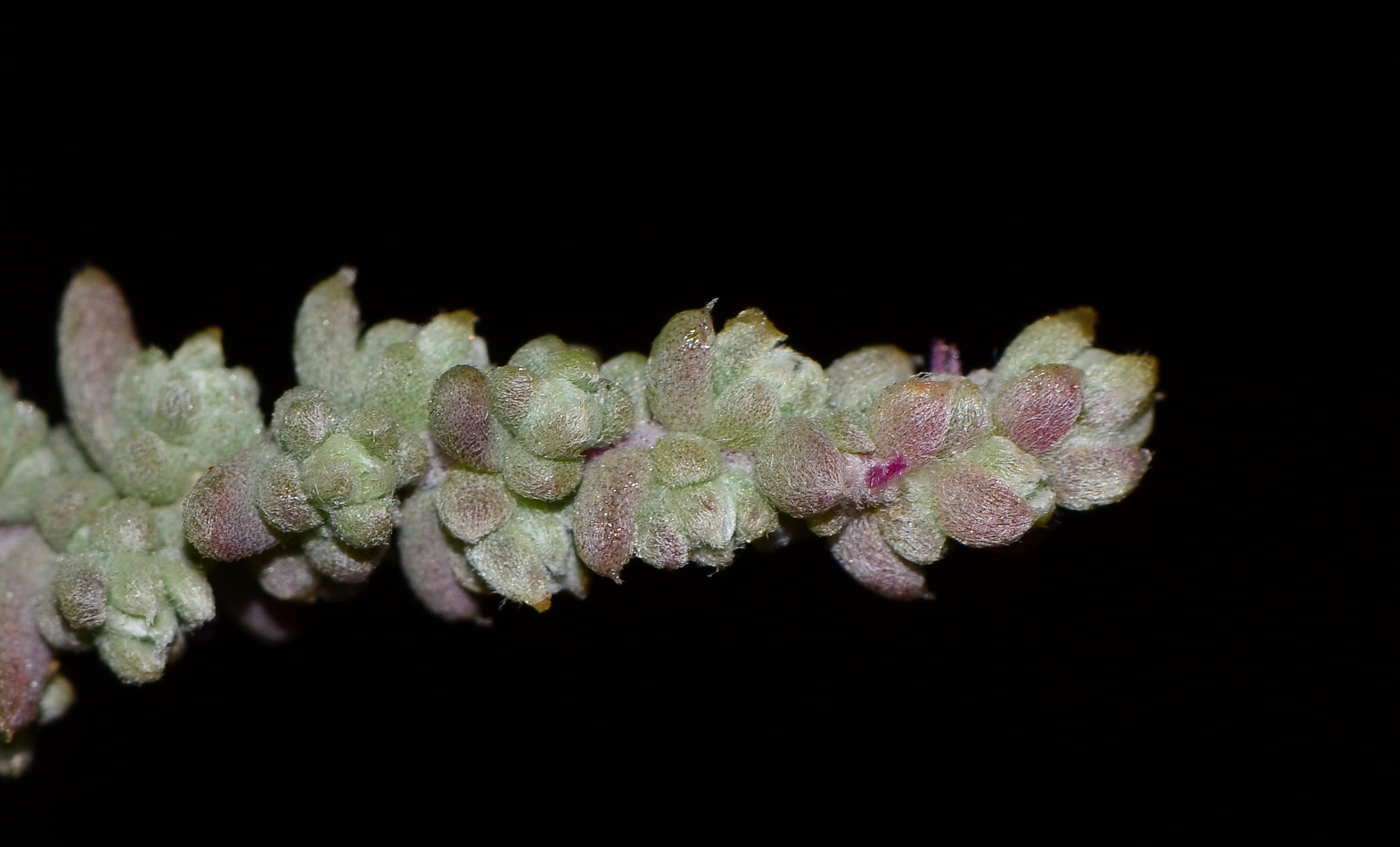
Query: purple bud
[
  {"left": 993, "top": 364, "right": 1083, "bottom": 455},
  {"left": 1, "top": 526, "right": 56, "bottom": 741},
  {"left": 573, "top": 448, "right": 649, "bottom": 580},
  {"left": 429, "top": 365, "right": 495, "bottom": 471},
  {"left": 829, "top": 512, "right": 931, "bottom": 601},
  {"left": 930, "top": 462, "right": 1036, "bottom": 548},
  {"left": 396, "top": 489, "right": 484, "bottom": 622},
  {"left": 867, "top": 378, "right": 954, "bottom": 470},
  {"left": 184, "top": 447, "right": 280, "bottom": 562}
]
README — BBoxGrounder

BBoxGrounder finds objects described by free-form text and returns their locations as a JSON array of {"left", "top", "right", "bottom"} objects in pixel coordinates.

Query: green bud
[
  {"left": 0, "top": 447, "right": 59, "bottom": 523},
  {"left": 827, "top": 345, "right": 918, "bottom": 413},
  {"left": 304, "top": 527, "right": 386, "bottom": 584},
  {"left": 647, "top": 306, "right": 714, "bottom": 433},
  {"left": 706, "top": 377, "right": 780, "bottom": 448},
  {"left": 515, "top": 378, "right": 595, "bottom": 459},
  {"left": 650, "top": 433, "right": 722, "bottom": 489},
  {"left": 754, "top": 416, "right": 847, "bottom": 518},
  {"left": 255, "top": 453, "right": 322, "bottom": 533},
  {"left": 363, "top": 341, "right": 434, "bottom": 432},
  {"left": 667, "top": 479, "right": 738, "bottom": 551},
  {"left": 1074, "top": 350, "right": 1158, "bottom": 432},
  {"left": 294, "top": 268, "right": 364, "bottom": 408},
  {"left": 105, "top": 551, "right": 166, "bottom": 623},
  {"left": 416, "top": 310, "right": 490, "bottom": 377},
  {"left": 155, "top": 554, "right": 215, "bottom": 627},
  {"left": 95, "top": 626, "right": 169, "bottom": 685},
  {"left": 37, "top": 674, "right": 76, "bottom": 726},
  {"left": 345, "top": 407, "right": 426, "bottom": 487},
  {"left": 995, "top": 307, "right": 1096, "bottom": 377},
  {"left": 711, "top": 308, "right": 788, "bottom": 395},
  {"left": 875, "top": 471, "right": 948, "bottom": 566},
  {"left": 327, "top": 498, "right": 396, "bottom": 549},
  {"left": 273, "top": 387, "right": 338, "bottom": 459},
  {"left": 90, "top": 498, "right": 161, "bottom": 553},
  {"left": 466, "top": 506, "right": 565, "bottom": 611},
  {"left": 817, "top": 409, "right": 876, "bottom": 455},
  {"left": 109, "top": 428, "right": 181, "bottom": 504},
  {"left": 501, "top": 441, "right": 583, "bottom": 502},
  {"left": 254, "top": 550, "right": 321, "bottom": 603},
  {"left": 437, "top": 469, "right": 513, "bottom": 544},
  {"left": 35, "top": 474, "right": 116, "bottom": 553},
  {"left": 600, "top": 352, "right": 650, "bottom": 421},
  {"left": 429, "top": 365, "right": 496, "bottom": 471},
  {"left": 301, "top": 432, "right": 395, "bottom": 509}
]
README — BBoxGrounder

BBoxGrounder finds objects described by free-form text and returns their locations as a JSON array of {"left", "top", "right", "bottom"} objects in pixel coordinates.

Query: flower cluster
[{"left": 0, "top": 266, "right": 1156, "bottom": 777}]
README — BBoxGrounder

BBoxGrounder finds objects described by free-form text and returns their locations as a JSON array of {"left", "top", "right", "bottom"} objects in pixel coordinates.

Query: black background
[{"left": 1, "top": 10, "right": 1331, "bottom": 835}]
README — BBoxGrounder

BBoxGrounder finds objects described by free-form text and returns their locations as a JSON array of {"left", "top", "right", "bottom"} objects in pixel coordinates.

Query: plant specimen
[{"left": 0, "top": 266, "right": 1156, "bottom": 777}]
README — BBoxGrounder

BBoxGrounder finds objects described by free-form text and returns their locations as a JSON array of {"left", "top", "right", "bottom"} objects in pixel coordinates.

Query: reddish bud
[{"left": 993, "top": 364, "right": 1083, "bottom": 455}]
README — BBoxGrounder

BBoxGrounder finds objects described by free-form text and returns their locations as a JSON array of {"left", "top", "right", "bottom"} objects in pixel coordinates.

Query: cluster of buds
[
  {"left": 0, "top": 265, "right": 1157, "bottom": 777},
  {"left": 184, "top": 270, "right": 487, "bottom": 604}
]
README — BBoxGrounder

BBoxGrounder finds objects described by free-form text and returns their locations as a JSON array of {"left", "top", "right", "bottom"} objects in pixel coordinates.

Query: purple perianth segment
[
  {"left": 929, "top": 339, "right": 961, "bottom": 376},
  {"left": 865, "top": 454, "right": 909, "bottom": 489}
]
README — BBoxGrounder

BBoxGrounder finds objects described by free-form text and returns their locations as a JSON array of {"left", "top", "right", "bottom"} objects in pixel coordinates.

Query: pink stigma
[
  {"left": 929, "top": 339, "right": 961, "bottom": 376},
  {"left": 866, "top": 454, "right": 909, "bottom": 488}
]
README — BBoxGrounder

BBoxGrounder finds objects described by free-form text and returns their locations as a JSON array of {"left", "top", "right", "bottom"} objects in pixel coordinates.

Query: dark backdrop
[{"left": 1, "top": 10, "right": 1326, "bottom": 835}]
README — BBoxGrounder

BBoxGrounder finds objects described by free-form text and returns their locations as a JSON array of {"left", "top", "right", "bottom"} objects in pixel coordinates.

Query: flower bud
[
  {"left": 429, "top": 365, "right": 495, "bottom": 471},
  {"left": 436, "top": 469, "right": 514, "bottom": 544},
  {"left": 326, "top": 498, "right": 396, "bottom": 549},
  {"left": 1041, "top": 435, "right": 1150, "bottom": 510},
  {"left": 255, "top": 454, "right": 322, "bottom": 533},
  {"left": 466, "top": 507, "right": 563, "bottom": 611},
  {"left": 929, "top": 459, "right": 1036, "bottom": 548},
  {"left": 830, "top": 512, "right": 931, "bottom": 601},
  {"left": 647, "top": 306, "right": 714, "bottom": 432},
  {"left": 826, "top": 345, "right": 917, "bottom": 413},
  {"left": 573, "top": 447, "right": 649, "bottom": 579},
  {"left": 184, "top": 446, "right": 280, "bottom": 562},
  {"left": 58, "top": 266, "right": 142, "bottom": 471},
  {"left": 293, "top": 268, "right": 363, "bottom": 408},
  {"left": 995, "top": 306, "right": 1096, "bottom": 377},
  {"left": 1075, "top": 351, "right": 1158, "bottom": 432},
  {"left": 867, "top": 378, "right": 954, "bottom": 469},
  {"left": 396, "top": 488, "right": 484, "bottom": 621},
  {"left": 272, "top": 387, "right": 337, "bottom": 459},
  {"left": 707, "top": 377, "right": 780, "bottom": 448},
  {"left": 501, "top": 441, "right": 583, "bottom": 502},
  {"left": 650, "top": 433, "right": 722, "bottom": 489},
  {"left": 754, "top": 416, "right": 846, "bottom": 518},
  {"left": 303, "top": 527, "right": 385, "bottom": 584},
  {"left": 992, "top": 364, "right": 1083, "bottom": 455},
  {"left": 254, "top": 550, "right": 321, "bottom": 603}
]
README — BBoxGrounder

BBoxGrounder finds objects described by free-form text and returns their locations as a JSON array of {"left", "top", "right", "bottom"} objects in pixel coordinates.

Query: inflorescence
[{"left": 0, "top": 267, "right": 1157, "bottom": 776}]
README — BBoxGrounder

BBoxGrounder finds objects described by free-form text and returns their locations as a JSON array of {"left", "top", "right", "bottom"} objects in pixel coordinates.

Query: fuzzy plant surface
[{"left": 0, "top": 266, "right": 1157, "bottom": 777}]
